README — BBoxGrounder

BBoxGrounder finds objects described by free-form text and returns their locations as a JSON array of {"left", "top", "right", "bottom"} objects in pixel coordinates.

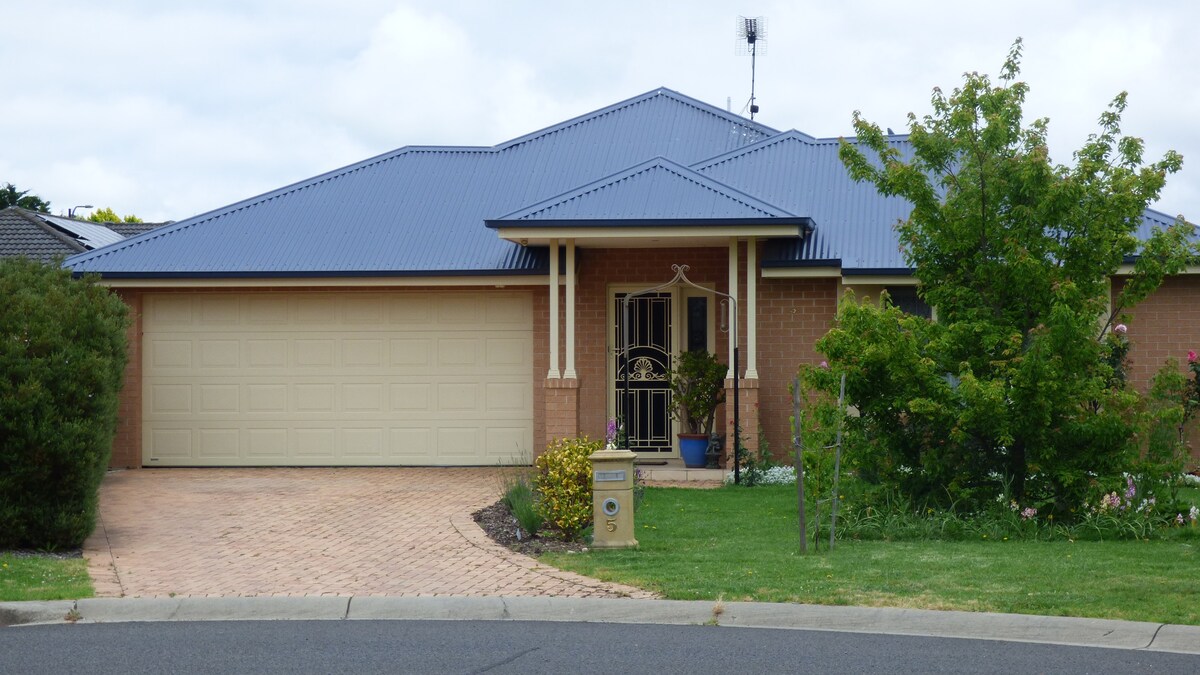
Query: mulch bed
[{"left": 471, "top": 501, "right": 590, "bottom": 556}]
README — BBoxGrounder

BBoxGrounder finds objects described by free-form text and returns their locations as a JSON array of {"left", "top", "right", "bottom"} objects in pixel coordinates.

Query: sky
[{"left": 4, "top": 1, "right": 1198, "bottom": 224}]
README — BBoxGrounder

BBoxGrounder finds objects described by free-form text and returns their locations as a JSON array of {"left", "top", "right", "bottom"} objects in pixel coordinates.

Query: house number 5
[{"left": 606, "top": 519, "right": 617, "bottom": 532}]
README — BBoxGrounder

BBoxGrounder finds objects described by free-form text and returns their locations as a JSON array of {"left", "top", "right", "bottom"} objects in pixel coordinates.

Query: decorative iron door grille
[{"left": 614, "top": 292, "right": 672, "bottom": 452}]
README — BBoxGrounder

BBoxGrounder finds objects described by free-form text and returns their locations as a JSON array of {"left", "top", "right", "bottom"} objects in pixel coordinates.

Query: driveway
[{"left": 83, "top": 468, "right": 654, "bottom": 599}]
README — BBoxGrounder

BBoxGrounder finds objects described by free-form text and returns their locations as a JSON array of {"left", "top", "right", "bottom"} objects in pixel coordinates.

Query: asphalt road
[{"left": 3, "top": 620, "right": 1197, "bottom": 674}]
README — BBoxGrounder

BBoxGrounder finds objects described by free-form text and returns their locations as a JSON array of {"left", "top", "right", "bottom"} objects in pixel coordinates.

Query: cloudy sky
[{"left": 4, "top": 1, "right": 1197, "bottom": 224}]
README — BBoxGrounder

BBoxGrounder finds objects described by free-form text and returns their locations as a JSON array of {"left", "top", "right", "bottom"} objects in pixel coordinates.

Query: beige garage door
[{"left": 142, "top": 291, "right": 533, "bottom": 466}]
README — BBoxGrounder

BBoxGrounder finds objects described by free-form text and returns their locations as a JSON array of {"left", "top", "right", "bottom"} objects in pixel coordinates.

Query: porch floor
[{"left": 636, "top": 459, "right": 727, "bottom": 484}]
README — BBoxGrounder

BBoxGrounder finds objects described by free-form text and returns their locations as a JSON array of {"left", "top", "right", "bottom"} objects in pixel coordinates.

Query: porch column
[
  {"left": 548, "top": 239, "right": 560, "bottom": 379},
  {"left": 564, "top": 239, "right": 577, "bottom": 379},
  {"left": 745, "top": 236, "right": 759, "bottom": 379},
  {"left": 727, "top": 238, "right": 738, "bottom": 379}
]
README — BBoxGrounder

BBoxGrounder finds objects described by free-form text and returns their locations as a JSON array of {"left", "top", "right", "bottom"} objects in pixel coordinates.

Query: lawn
[
  {"left": 542, "top": 485, "right": 1200, "bottom": 625},
  {"left": 0, "top": 554, "right": 94, "bottom": 602}
]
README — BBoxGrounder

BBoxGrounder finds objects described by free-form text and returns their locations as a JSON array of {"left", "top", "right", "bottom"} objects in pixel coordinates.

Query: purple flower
[
  {"left": 1124, "top": 476, "right": 1136, "bottom": 501},
  {"left": 1020, "top": 507, "right": 1037, "bottom": 521},
  {"left": 1177, "top": 513, "right": 1186, "bottom": 526},
  {"left": 605, "top": 418, "right": 619, "bottom": 447},
  {"left": 1114, "top": 323, "right": 1127, "bottom": 335}
]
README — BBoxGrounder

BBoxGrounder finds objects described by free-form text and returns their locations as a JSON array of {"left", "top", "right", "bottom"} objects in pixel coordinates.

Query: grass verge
[
  {"left": 0, "top": 554, "right": 94, "bottom": 602},
  {"left": 542, "top": 485, "right": 1199, "bottom": 625}
]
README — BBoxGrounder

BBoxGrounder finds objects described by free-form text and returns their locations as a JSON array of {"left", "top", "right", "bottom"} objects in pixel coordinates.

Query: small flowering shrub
[{"left": 534, "top": 437, "right": 600, "bottom": 539}]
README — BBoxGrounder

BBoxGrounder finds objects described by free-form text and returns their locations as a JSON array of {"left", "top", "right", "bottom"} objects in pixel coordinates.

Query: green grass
[
  {"left": 542, "top": 486, "right": 1200, "bottom": 625},
  {"left": 0, "top": 554, "right": 94, "bottom": 602}
]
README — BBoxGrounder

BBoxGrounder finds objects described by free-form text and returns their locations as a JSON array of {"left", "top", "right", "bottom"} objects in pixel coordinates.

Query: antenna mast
[{"left": 736, "top": 16, "right": 766, "bottom": 120}]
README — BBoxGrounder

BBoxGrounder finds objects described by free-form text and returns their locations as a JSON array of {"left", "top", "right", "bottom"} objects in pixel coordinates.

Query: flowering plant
[{"left": 604, "top": 417, "right": 627, "bottom": 450}]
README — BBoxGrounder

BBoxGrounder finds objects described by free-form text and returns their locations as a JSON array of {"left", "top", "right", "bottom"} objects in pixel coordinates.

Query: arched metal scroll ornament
[{"left": 620, "top": 264, "right": 743, "bottom": 484}]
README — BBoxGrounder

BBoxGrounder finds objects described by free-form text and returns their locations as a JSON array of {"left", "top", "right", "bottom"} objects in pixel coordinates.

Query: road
[{"left": 3, "top": 620, "right": 1197, "bottom": 674}]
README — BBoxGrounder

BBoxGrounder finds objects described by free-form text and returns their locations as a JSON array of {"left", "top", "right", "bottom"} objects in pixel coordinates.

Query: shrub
[
  {"left": 534, "top": 437, "right": 599, "bottom": 539},
  {"left": 499, "top": 470, "right": 544, "bottom": 538},
  {"left": 0, "top": 258, "right": 129, "bottom": 549}
]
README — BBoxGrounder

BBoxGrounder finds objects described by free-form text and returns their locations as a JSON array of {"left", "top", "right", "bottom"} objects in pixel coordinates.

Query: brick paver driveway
[{"left": 83, "top": 468, "right": 653, "bottom": 599}]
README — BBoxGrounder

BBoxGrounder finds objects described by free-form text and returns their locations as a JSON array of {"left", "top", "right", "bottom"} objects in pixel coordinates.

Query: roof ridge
[{"left": 493, "top": 87, "right": 779, "bottom": 154}]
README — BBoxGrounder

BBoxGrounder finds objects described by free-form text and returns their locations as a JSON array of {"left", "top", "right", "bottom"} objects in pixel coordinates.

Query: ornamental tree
[{"left": 811, "top": 40, "right": 1198, "bottom": 514}]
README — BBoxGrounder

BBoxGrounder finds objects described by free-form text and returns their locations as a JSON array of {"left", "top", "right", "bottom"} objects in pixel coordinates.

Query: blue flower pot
[{"left": 678, "top": 434, "right": 709, "bottom": 468}]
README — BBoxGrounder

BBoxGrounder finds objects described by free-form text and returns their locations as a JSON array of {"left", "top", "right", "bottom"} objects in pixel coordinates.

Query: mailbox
[{"left": 589, "top": 449, "right": 638, "bottom": 549}]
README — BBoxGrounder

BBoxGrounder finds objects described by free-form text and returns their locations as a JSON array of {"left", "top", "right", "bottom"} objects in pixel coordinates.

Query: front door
[{"left": 613, "top": 292, "right": 673, "bottom": 453}]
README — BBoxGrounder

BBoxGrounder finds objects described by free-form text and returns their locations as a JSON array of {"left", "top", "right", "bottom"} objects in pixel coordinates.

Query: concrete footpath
[{"left": 2, "top": 596, "right": 1197, "bottom": 655}]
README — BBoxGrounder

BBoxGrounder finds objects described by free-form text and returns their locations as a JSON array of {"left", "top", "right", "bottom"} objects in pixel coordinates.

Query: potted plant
[{"left": 667, "top": 349, "right": 727, "bottom": 468}]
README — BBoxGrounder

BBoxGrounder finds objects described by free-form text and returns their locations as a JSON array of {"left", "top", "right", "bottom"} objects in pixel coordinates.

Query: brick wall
[
  {"left": 755, "top": 277, "right": 840, "bottom": 461},
  {"left": 110, "top": 289, "right": 142, "bottom": 468},
  {"left": 1115, "top": 275, "right": 1200, "bottom": 463}
]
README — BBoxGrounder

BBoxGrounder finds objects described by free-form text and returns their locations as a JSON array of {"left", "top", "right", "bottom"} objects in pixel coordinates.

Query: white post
[
  {"left": 548, "top": 239, "right": 560, "bottom": 379},
  {"left": 746, "top": 236, "right": 758, "bottom": 379},
  {"left": 727, "top": 238, "right": 739, "bottom": 379},
  {"left": 564, "top": 239, "right": 577, "bottom": 379}
]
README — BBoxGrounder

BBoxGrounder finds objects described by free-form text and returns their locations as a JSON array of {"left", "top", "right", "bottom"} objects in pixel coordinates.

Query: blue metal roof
[
  {"left": 67, "top": 88, "right": 778, "bottom": 277},
  {"left": 694, "top": 130, "right": 918, "bottom": 270},
  {"left": 491, "top": 157, "right": 796, "bottom": 222},
  {"left": 63, "top": 87, "right": 1190, "bottom": 278}
]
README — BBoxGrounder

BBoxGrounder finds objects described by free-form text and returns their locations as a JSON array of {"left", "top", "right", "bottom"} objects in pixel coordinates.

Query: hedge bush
[
  {"left": 0, "top": 258, "right": 129, "bottom": 549},
  {"left": 534, "top": 437, "right": 599, "bottom": 539}
]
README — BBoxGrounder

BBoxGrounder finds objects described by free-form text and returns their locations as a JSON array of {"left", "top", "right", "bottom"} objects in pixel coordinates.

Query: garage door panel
[{"left": 144, "top": 291, "right": 533, "bottom": 466}]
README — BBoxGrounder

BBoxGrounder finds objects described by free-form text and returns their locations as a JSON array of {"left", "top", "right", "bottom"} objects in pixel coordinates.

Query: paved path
[{"left": 83, "top": 468, "right": 654, "bottom": 600}]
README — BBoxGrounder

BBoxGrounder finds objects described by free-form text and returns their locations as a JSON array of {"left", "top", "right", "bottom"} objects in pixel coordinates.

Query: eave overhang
[{"left": 485, "top": 217, "right": 813, "bottom": 248}]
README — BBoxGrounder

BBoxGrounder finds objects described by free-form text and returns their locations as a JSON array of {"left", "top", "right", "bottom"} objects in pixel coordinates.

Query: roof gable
[{"left": 493, "top": 157, "right": 795, "bottom": 222}]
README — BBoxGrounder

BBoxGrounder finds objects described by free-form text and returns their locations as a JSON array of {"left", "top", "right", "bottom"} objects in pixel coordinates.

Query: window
[
  {"left": 686, "top": 296, "right": 708, "bottom": 352},
  {"left": 884, "top": 286, "right": 932, "bottom": 319}
]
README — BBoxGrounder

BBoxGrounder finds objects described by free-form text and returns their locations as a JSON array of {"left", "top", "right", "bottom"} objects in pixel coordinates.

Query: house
[
  {"left": 63, "top": 88, "right": 1200, "bottom": 468},
  {"left": 1, "top": 206, "right": 162, "bottom": 263}
]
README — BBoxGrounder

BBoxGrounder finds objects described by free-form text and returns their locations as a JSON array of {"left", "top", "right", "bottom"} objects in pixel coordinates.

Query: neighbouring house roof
[
  {"left": 1, "top": 207, "right": 170, "bottom": 265},
  {"left": 1, "top": 207, "right": 87, "bottom": 262},
  {"left": 62, "top": 87, "right": 1189, "bottom": 279}
]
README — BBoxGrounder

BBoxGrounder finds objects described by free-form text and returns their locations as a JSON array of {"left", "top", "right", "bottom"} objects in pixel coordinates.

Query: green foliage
[
  {"left": 86, "top": 207, "right": 143, "bottom": 224},
  {"left": 667, "top": 349, "right": 727, "bottom": 435},
  {"left": 819, "top": 40, "right": 1198, "bottom": 516},
  {"left": 0, "top": 258, "right": 129, "bottom": 549},
  {"left": 543, "top": 485, "right": 1200, "bottom": 624},
  {"left": 0, "top": 182, "right": 51, "bottom": 212},
  {"left": 534, "top": 437, "right": 599, "bottom": 539},
  {"left": 498, "top": 469, "right": 545, "bottom": 538}
]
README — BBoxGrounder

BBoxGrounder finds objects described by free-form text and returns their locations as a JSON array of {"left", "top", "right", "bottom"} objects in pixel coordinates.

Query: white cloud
[{"left": 1, "top": 0, "right": 1197, "bottom": 222}]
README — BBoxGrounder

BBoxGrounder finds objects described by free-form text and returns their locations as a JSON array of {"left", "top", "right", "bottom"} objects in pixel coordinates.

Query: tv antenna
[{"left": 736, "top": 16, "right": 766, "bottom": 120}]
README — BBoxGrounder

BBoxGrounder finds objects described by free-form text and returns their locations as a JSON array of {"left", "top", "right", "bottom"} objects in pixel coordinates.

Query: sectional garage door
[{"left": 142, "top": 291, "right": 534, "bottom": 466}]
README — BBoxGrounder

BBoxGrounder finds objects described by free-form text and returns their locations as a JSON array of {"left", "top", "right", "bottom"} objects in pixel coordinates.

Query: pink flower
[
  {"left": 1114, "top": 323, "right": 1127, "bottom": 335},
  {"left": 1188, "top": 350, "right": 1197, "bottom": 364},
  {"left": 818, "top": 361, "right": 829, "bottom": 369},
  {"left": 1020, "top": 507, "right": 1037, "bottom": 521}
]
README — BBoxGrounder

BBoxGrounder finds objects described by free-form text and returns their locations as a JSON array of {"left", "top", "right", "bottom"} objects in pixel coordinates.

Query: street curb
[{"left": 2, "top": 597, "right": 1197, "bottom": 654}]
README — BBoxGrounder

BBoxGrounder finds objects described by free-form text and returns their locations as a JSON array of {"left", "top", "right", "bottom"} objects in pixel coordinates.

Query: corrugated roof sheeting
[
  {"left": 697, "top": 132, "right": 915, "bottom": 269},
  {"left": 63, "top": 86, "right": 1189, "bottom": 278},
  {"left": 67, "top": 88, "right": 780, "bottom": 276},
  {"left": 497, "top": 158, "right": 794, "bottom": 221}
]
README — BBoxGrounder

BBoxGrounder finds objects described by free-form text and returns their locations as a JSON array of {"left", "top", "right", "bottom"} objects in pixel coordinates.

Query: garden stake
[
  {"left": 793, "top": 376, "right": 806, "bottom": 553},
  {"left": 829, "top": 372, "right": 846, "bottom": 550}
]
